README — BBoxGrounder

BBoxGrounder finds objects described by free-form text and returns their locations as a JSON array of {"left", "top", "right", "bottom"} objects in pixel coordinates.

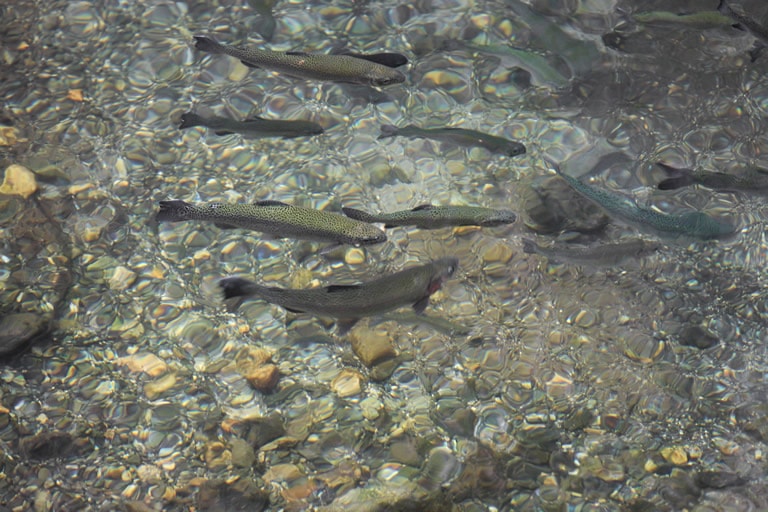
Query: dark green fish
[
  {"left": 193, "top": 36, "right": 405, "bottom": 87},
  {"left": 179, "top": 112, "right": 323, "bottom": 138},
  {"left": 156, "top": 199, "right": 386, "bottom": 246},
  {"left": 633, "top": 11, "right": 734, "bottom": 29},
  {"left": 219, "top": 258, "right": 458, "bottom": 332},
  {"left": 549, "top": 161, "right": 736, "bottom": 240},
  {"left": 342, "top": 204, "right": 517, "bottom": 229},
  {"left": 718, "top": 0, "right": 768, "bottom": 61},
  {"left": 657, "top": 162, "right": 768, "bottom": 193},
  {"left": 247, "top": 0, "right": 277, "bottom": 41},
  {"left": 522, "top": 237, "right": 661, "bottom": 266},
  {"left": 378, "top": 125, "right": 526, "bottom": 157}
]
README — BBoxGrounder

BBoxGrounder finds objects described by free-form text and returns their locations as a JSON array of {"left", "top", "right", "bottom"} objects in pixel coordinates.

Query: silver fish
[
  {"left": 378, "top": 124, "right": 526, "bottom": 157},
  {"left": 219, "top": 258, "right": 458, "bottom": 332},
  {"left": 522, "top": 237, "right": 661, "bottom": 266},
  {"left": 656, "top": 162, "right": 768, "bottom": 194},
  {"left": 179, "top": 112, "right": 323, "bottom": 138},
  {"left": 156, "top": 199, "right": 386, "bottom": 246},
  {"left": 342, "top": 204, "right": 517, "bottom": 229},
  {"left": 193, "top": 35, "right": 405, "bottom": 87}
]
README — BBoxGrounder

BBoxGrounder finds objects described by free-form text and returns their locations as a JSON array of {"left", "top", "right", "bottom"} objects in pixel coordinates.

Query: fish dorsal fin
[
  {"left": 286, "top": 50, "right": 309, "bottom": 56},
  {"left": 255, "top": 200, "right": 289, "bottom": 207},
  {"left": 412, "top": 204, "right": 436, "bottom": 211},
  {"left": 214, "top": 130, "right": 235, "bottom": 136},
  {"left": 355, "top": 53, "right": 409, "bottom": 68},
  {"left": 283, "top": 306, "right": 306, "bottom": 313},
  {"left": 326, "top": 284, "right": 360, "bottom": 293}
]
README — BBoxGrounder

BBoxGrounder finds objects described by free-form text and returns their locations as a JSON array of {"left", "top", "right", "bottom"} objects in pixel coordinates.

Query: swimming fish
[
  {"left": 219, "top": 258, "right": 458, "bottom": 332},
  {"left": 633, "top": 11, "right": 734, "bottom": 29},
  {"left": 718, "top": 0, "right": 768, "bottom": 61},
  {"left": 156, "top": 200, "right": 386, "bottom": 246},
  {"left": 656, "top": 162, "right": 768, "bottom": 193},
  {"left": 548, "top": 161, "right": 736, "bottom": 240},
  {"left": 247, "top": 0, "right": 277, "bottom": 41},
  {"left": 342, "top": 204, "right": 517, "bottom": 229},
  {"left": 193, "top": 36, "right": 406, "bottom": 86},
  {"left": 378, "top": 125, "right": 526, "bottom": 157},
  {"left": 522, "top": 237, "right": 661, "bottom": 266},
  {"left": 179, "top": 112, "right": 324, "bottom": 138}
]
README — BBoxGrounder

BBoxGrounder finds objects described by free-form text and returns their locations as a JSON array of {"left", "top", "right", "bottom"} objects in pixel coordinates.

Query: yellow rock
[
  {"left": 331, "top": 369, "right": 364, "bottom": 397},
  {"left": 143, "top": 371, "right": 177, "bottom": 399},
  {"left": 349, "top": 327, "right": 397, "bottom": 367},
  {"left": 235, "top": 347, "right": 280, "bottom": 392},
  {"left": 344, "top": 248, "right": 366, "bottom": 265},
  {"left": 0, "top": 164, "right": 37, "bottom": 198},
  {"left": 116, "top": 353, "right": 168, "bottom": 377},
  {"left": 660, "top": 446, "right": 688, "bottom": 466}
]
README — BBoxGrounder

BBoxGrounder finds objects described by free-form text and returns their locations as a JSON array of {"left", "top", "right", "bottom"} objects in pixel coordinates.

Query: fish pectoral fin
[
  {"left": 325, "top": 284, "right": 361, "bottom": 293},
  {"left": 283, "top": 306, "right": 306, "bottom": 313},
  {"left": 214, "top": 222, "right": 239, "bottom": 229},
  {"left": 213, "top": 130, "right": 235, "bottom": 136},
  {"left": 254, "top": 200, "right": 289, "bottom": 207},
  {"left": 336, "top": 318, "right": 359, "bottom": 335},
  {"left": 412, "top": 296, "right": 430, "bottom": 314},
  {"left": 241, "top": 60, "right": 261, "bottom": 68}
]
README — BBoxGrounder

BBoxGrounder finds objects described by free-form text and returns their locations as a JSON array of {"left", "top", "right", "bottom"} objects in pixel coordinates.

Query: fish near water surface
[
  {"left": 378, "top": 125, "right": 526, "bottom": 157},
  {"left": 656, "top": 162, "right": 768, "bottom": 193},
  {"left": 717, "top": 0, "right": 768, "bottom": 61},
  {"left": 179, "top": 112, "right": 324, "bottom": 138},
  {"left": 156, "top": 199, "right": 386, "bottom": 246},
  {"left": 193, "top": 36, "right": 406, "bottom": 86},
  {"left": 342, "top": 204, "right": 517, "bottom": 229},
  {"left": 219, "top": 258, "right": 458, "bottom": 332},
  {"left": 548, "top": 161, "right": 736, "bottom": 240},
  {"left": 522, "top": 237, "right": 661, "bottom": 266},
  {"left": 633, "top": 10, "right": 734, "bottom": 29}
]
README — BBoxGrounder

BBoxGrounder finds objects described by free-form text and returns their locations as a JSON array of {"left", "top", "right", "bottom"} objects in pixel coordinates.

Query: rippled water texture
[{"left": 2, "top": 0, "right": 768, "bottom": 510}]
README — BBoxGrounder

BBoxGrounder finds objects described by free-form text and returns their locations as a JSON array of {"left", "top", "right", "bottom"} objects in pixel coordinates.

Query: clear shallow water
[{"left": 2, "top": 0, "right": 768, "bottom": 510}]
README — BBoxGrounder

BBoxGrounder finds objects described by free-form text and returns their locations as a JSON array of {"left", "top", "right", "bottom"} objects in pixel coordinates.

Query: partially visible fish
[
  {"left": 378, "top": 125, "right": 526, "bottom": 157},
  {"left": 718, "top": 0, "right": 768, "bottom": 61},
  {"left": 193, "top": 36, "right": 405, "bottom": 87},
  {"left": 247, "top": 0, "right": 277, "bottom": 41},
  {"left": 342, "top": 204, "right": 517, "bottom": 229},
  {"left": 656, "top": 162, "right": 768, "bottom": 193},
  {"left": 522, "top": 237, "right": 661, "bottom": 266},
  {"left": 179, "top": 112, "right": 324, "bottom": 138},
  {"left": 156, "top": 199, "right": 386, "bottom": 246},
  {"left": 219, "top": 258, "right": 458, "bottom": 332},
  {"left": 633, "top": 10, "right": 734, "bottom": 29},
  {"left": 548, "top": 161, "right": 736, "bottom": 240}
]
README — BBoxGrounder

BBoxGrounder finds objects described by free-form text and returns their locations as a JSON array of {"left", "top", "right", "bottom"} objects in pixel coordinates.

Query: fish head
[
  {"left": 481, "top": 210, "right": 518, "bottom": 227},
  {"left": 505, "top": 142, "right": 527, "bottom": 157},
  {"left": 429, "top": 257, "right": 459, "bottom": 291},
  {"left": 354, "top": 224, "right": 388, "bottom": 245},
  {"left": 369, "top": 69, "right": 406, "bottom": 87},
  {"left": 680, "top": 212, "right": 737, "bottom": 239}
]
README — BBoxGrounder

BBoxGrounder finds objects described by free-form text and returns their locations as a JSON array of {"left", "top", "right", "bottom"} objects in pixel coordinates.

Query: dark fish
[
  {"left": 718, "top": 0, "right": 768, "bottom": 61},
  {"left": 378, "top": 125, "right": 526, "bottom": 157},
  {"left": 522, "top": 237, "right": 661, "bottom": 266},
  {"left": 656, "top": 162, "right": 768, "bottom": 193},
  {"left": 219, "top": 258, "right": 458, "bottom": 332},
  {"left": 633, "top": 11, "right": 734, "bottom": 30},
  {"left": 342, "top": 204, "right": 517, "bottom": 229},
  {"left": 193, "top": 35, "right": 405, "bottom": 87},
  {"left": 549, "top": 160, "right": 736, "bottom": 240},
  {"left": 247, "top": 0, "right": 277, "bottom": 41},
  {"left": 179, "top": 112, "right": 323, "bottom": 138},
  {"left": 329, "top": 47, "right": 408, "bottom": 68},
  {"left": 156, "top": 199, "right": 386, "bottom": 246}
]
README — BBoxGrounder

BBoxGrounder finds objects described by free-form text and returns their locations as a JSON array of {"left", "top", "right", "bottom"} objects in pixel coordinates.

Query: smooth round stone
[
  {"left": 0, "top": 313, "right": 48, "bottom": 356},
  {"left": 0, "top": 164, "right": 37, "bottom": 198},
  {"left": 331, "top": 368, "right": 364, "bottom": 398}
]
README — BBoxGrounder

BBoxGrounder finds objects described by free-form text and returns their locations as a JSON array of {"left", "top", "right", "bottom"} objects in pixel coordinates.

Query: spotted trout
[
  {"left": 193, "top": 36, "right": 406, "bottom": 86},
  {"left": 656, "top": 162, "right": 768, "bottom": 194},
  {"left": 156, "top": 200, "right": 386, "bottom": 246},
  {"left": 219, "top": 258, "right": 458, "bottom": 332},
  {"left": 179, "top": 112, "right": 323, "bottom": 138},
  {"left": 378, "top": 124, "right": 526, "bottom": 157},
  {"left": 342, "top": 204, "right": 517, "bottom": 229},
  {"left": 548, "top": 161, "right": 736, "bottom": 240}
]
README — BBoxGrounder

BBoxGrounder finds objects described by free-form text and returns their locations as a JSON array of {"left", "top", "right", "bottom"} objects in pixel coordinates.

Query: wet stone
[
  {"left": 240, "top": 412, "right": 286, "bottom": 449},
  {"left": 18, "top": 430, "right": 94, "bottom": 460},
  {"left": 349, "top": 327, "right": 397, "bottom": 368},
  {"left": 235, "top": 347, "right": 280, "bottom": 392},
  {"left": 522, "top": 174, "right": 610, "bottom": 234},
  {"left": 331, "top": 368, "right": 364, "bottom": 398},
  {"left": 678, "top": 325, "right": 719, "bottom": 349},
  {"left": 0, "top": 164, "right": 37, "bottom": 198},
  {"left": 230, "top": 437, "right": 256, "bottom": 469},
  {"left": 0, "top": 313, "right": 49, "bottom": 357},
  {"left": 197, "top": 478, "right": 270, "bottom": 512},
  {"left": 695, "top": 470, "right": 747, "bottom": 489}
]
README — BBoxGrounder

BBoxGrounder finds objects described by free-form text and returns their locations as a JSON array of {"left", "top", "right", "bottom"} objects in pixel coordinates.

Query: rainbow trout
[
  {"left": 633, "top": 11, "right": 734, "bottom": 29},
  {"left": 219, "top": 258, "right": 458, "bottom": 331},
  {"left": 342, "top": 204, "right": 517, "bottom": 229},
  {"left": 522, "top": 237, "right": 661, "bottom": 266},
  {"left": 718, "top": 0, "right": 768, "bottom": 61},
  {"left": 193, "top": 36, "right": 406, "bottom": 86},
  {"left": 378, "top": 125, "right": 526, "bottom": 157},
  {"left": 156, "top": 200, "right": 386, "bottom": 246},
  {"left": 549, "top": 162, "right": 736, "bottom": 240},
  {"left": 179, "top": 112, "right": 323, "bottom": 138},
  {"left": 656, "top": 162, "right": 768, "bottom": 193}
]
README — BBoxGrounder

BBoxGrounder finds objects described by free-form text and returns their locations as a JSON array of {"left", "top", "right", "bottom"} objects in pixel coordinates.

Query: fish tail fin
[
  {"left": 156, "top": 200, "right": 194, "bottom": 223},
  {"left": 717, "top": 0, "right": 730, "bottom": 14},
  {"left": 378, "top": 124, "right": 399, "bottom": 140},
  {"left": 656, "top": 162, "right": 695, "bottom": 190},
  {"left": 179, "top": 112, "right": 205, "bottom": 129},
  {"left": 194, "top": 35, "right": 225, "bottom": 54},
  {"left": 521, "top": 238, "right": 537, "bottom": 254},
  {"left": 219, "top": 277, "right": 261, "bottom": 300},
  {"left": 341, "top": 207, "right": 376, "bottom": 222}
]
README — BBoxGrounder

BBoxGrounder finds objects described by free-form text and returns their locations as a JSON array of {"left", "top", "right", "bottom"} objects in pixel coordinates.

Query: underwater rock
[
  {"left": 230, "top": 437, "right": 256, "bottom": 469},
  {"left": 235, "top": 347, "right": 280, "bottom": 392},
  {"left": 678, "top": 325, "right": 719, "bottom": 349},
  {"left": 0, "top": 164, "right": 37, "bottom": 198},
  {"left": 0, "top": 312, "right": 48, "bottom": 357},
  {"left": 18, "top": 430, "right": 94, "bottom": 460},
  {"left": 695, "top": 470, "right": 747, "bottom": 489},
  {"left": 349, "top": 327, "right": 397, "bottom": 368},
  {"left": 240, "top": 412, "right": 286, "bottom": 449},
  {"left": 331, "top": 368, "right": 364, "bottom": 397},
  {"left": 522, "top": 174, "right": 610, "bottom": 234},
  {"left": 197, "top": 478, "right": 270, "bottom": 512}
]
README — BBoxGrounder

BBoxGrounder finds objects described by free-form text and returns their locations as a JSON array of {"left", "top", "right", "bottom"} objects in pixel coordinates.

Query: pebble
[
  {"left": 204, "top": 441, "right": 232, "bottom": 470},
  {"left": 0, "top": 313, "right": 48, "bottom": 357},
  {"left": 143, "top": 371, "right": 177, "bottom": 400},
  {"left": 331, "top": 368, "right": 364, "bottom": 397},
  {"left": 349, "top": 326, "right": 397, "bottom": 367},
  {"left": 116, "top": 353, "right": 168, "bottom": 377},
  {"left": 107, "top": 265, "right": 137, "bottom": 291},
  {"left": 660, "top": 446, "right": 688, "bottom": 466},
  {"left": 235, "top": 347, "right": 280, "bottom": 392},
  {"left": 344, "top": 247, "right": 366, "bottom": 265},
  {"left": 0, "top": 164, "right": 37, "bottom": 198}
]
